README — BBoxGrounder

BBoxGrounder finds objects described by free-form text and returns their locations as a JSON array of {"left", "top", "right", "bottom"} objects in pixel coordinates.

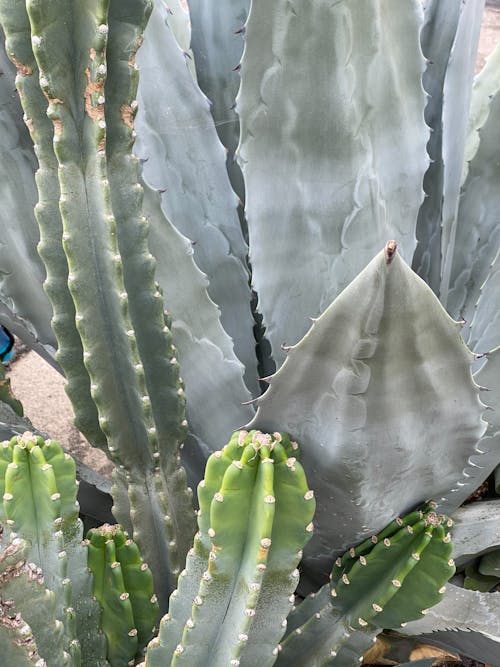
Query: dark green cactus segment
[
  {"left": 330, "top": 506, "right": 455, "bottom": 629},
  {"left": 149, "top": 430, "right": 315, "bottom": 666},
  {"left": 86, "top": 524, "right": 159, "bottom": 665},
  {"left": 0, "top": 0, "right": 108, "bottom": 453}
]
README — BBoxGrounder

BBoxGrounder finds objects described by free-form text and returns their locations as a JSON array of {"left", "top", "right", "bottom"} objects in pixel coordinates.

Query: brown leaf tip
[{"left": 385, "top": 240, "right": 398, "bottom": 264}]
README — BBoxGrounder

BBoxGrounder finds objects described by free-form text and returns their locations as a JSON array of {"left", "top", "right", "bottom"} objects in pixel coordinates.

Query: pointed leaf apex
[{"left": 385, "top": 240, "right": 398, "bottom": 264}]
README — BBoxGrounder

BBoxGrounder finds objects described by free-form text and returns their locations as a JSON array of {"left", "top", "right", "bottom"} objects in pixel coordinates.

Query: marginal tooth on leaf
[{"left": 358, "top": 618, "right": 368, "bottom": 627}]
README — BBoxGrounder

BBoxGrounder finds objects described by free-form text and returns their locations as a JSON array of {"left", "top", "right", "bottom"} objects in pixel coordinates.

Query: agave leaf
[
  {"left": 451, "top": 499, "right": 500, "bottom": 566},
  {"left": 463, "top": 40, "right": 500, "bottom": 183},
  {"left": 436, "top": 348, "right": 500, "bottom": 513},
  {"left": 135, "top": 0, "right": 258, "bottom": 394},
  {"left": 412, "top": 0, "right": 462, "bottom": 294},
  {"left": 438, "top": 0, "right": 485, "bottom": 306},
  {"left": 142, "top": 183, "right": 254, "bottom": 461},
  {"left": 0, "top": 31, "right": 54, "bottom": 346},
  {"left": 249, "top": 244, "right": 485, "bottom": 587},
  {"left": 237, "top": 0, "right": 429, "bottom": 369},
  {"left": 445, "top": 80, "right": 500, "bottom": 339},
  {"left": 188, "top": 0, "right": 249, "bottom": 202},
  {"left": 401, "top": 583, "right": 500, "bottom": 642},
  {"left": 165, "top": 0, "right": 194, "bottom": 63}
]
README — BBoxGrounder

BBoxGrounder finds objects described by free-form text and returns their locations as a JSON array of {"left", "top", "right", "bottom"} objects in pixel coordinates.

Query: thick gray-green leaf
[
  {"left": 463, "top": 40, "right": 500, "bottom": 184},
  {"left": 188, "top": 0, "right": 249, "bottom": 202},
  {"left": 451, "top": 500, "right": 500, "bottom": 566},
  {"left": 135, "top": 0, "right": 257, "bottom": 394},
  {"left": 0, "top": 32, "right": 54, "bottom": 346},
  {"left": 438, "top": 0, "right": 485, "bottom": 306},
  {"left": 143, "top": 184, "right": 254, "bottom": 460},
  {"left": 468, "top": 246, "right": 500, "bottom": 355},
  {"left": 412, "top": 0, "right": 462, "bottom": 294},
  {"left": 402, "top": 583, "right": 500, "bottom": 642},
  {"left": 238, "top": 0, "right": 428, "bottom": 368},
  {"left": 436, "top": 348, "right": 500, "bottom": 513},
  {"left": 249, "top": 245, "right": 485, "bottom": 587},
  {"left": 445, "top": 81, "right": 500, "bottom": 337}
]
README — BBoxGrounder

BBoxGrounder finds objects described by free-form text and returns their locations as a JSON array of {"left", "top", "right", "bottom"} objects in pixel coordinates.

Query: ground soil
[{"left": 6, "top": 5, "right": 500, "bottom": 481}]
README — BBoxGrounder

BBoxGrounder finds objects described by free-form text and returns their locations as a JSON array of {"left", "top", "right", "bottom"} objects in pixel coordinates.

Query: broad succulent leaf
[
  {"left": 142, "top": 184, "right": 255, "bottom": 463},
  {"left": 135, "top": 0, "right": 258, "bottom": 395},
  {"left": 188, "top": 0, "right": 249, "bottom": 202},
  {"left": 238, "top": 0, "right": 429, "bottom": 368},
  {"left": 412, "top": 0, "right": 462, "bottom": 294},
  {"left": 402, "top": 583, "right": 500, "bottom": 643},
  {"left": 445, "top": 79, "right": 500, "bottom": 345},
  {"left": 250, "top": 243, "right": 485, "bottom": 587},
  {"left": 451, "top": 499, "right": 500, "bottom": 566},
  {"left": 438, "top": 0, "right": 486, "bottom": 305},
  {"left": 463, "top": 40, "right": 500, "bottom": 182}
]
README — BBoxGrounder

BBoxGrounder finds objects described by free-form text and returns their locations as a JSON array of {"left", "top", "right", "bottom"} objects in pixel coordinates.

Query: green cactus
[
  {"left": 145, "top": 430, "right": 315, "bottom": 667},
  {"left": 276, "top": 505, "right": 456, "bottom": 666},
  {"left": 86, "top": 524, "right": 159, "bottom": 666}
]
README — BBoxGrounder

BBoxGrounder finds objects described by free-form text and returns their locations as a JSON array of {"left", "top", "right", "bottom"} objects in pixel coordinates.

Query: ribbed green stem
[
  {"left": 0, "top": 0, "right": 107, "bottom": 451},
  {"left": 22, "top": 0, "right": 183, "bottom": 607},
  {"left": 105, "top": 0, "right": 196, "bottom": 580}
]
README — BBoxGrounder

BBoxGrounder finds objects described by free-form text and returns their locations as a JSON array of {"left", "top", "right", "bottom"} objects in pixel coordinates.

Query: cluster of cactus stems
[
  {"left": 0, "top": 430, "right": 456, "bottom": 666},
  {"left": 0, "top": 0, "right": 196, "bottom": 611}
]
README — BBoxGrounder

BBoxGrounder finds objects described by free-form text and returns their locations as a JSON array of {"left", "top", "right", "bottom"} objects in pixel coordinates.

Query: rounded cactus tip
[{"left": 385, "top": 240, "right": 398, "bottom": 263}]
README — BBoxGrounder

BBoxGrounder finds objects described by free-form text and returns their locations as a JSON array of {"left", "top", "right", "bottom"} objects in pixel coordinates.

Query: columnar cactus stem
[
  {"left": 146, "top": 430, "right": 315, "bottom": 667},
  {"left": 277, "top": 505, "right": 456, "bottom": 666},
  {"left": 0, "top": 434, "right": 106, "bottom": 665},
  {"left": 0, "top": 0, "right": 108, "bottom": 452}
]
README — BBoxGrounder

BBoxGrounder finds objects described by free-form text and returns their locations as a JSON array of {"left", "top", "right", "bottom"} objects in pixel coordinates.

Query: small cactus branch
[
  {"left": 278, "top": 505, "right": 456, "bottom": 666},
  {"left": 86, "top": 524, "right": 159, "bottom": 666}
]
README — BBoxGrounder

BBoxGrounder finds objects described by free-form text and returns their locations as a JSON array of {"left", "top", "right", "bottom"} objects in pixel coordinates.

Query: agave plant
[{"left": 0, "top": 0, "right": 498, "bottom": 664}]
